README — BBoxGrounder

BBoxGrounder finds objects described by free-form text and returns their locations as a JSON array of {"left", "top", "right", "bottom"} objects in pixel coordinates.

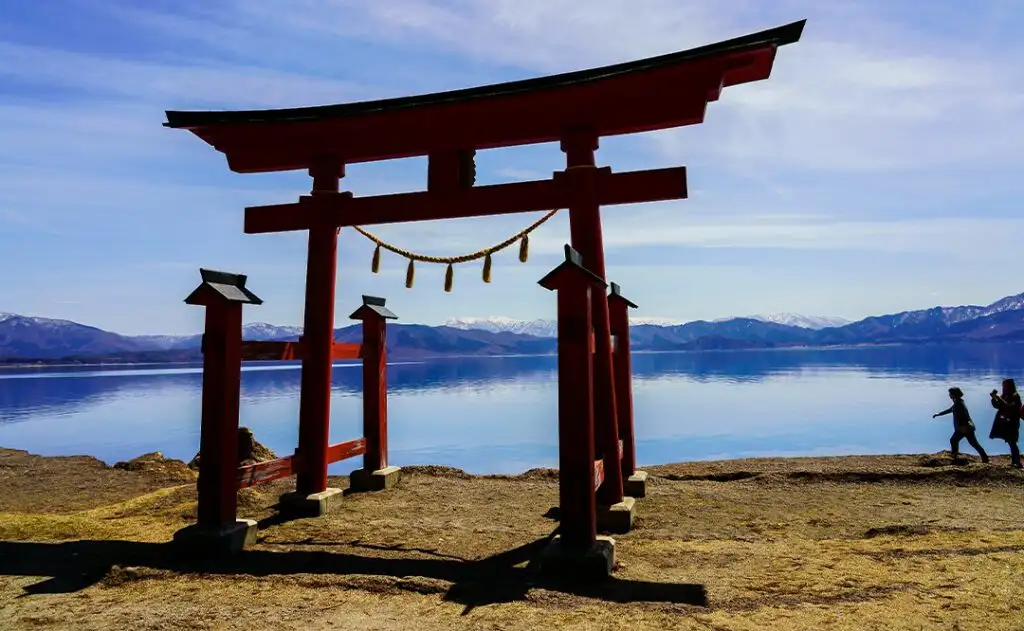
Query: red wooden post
[
  {"left": 182, "top": 269, "right": 263, "bottom": 531},
  {"left": 351, "top": 296, "right": 397, "bottom": 472},
  {"left": 558, "top": 129, "right": 625, "bottom": 509},
  {"left": 363, "top": 315, "right": 387, "bottom": 472},
  {"left": 295, "top": 161, "right": 343, "bottom": 496},
  {"left": 539, "top": 245, "right": 606, "bottom": 552},
  {"left": 349, "top": 296, "right": 402, "bottom": 492},
  {"left": 608, "top": 282, "right": 640, "bottom": 484}
]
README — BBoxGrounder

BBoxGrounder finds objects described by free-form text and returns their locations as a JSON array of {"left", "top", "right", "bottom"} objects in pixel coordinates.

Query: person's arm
[
  {"left": 991, "top": 394, "right": 1006, "bottom": 411},
  {"left": 933, "top": 405, "right": 953, "bottom": 418}
]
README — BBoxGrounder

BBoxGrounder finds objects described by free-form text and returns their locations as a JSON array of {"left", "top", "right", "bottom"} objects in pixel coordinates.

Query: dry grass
[{"left": 1, "top": 448, "right": 1023, "bottom": 630}]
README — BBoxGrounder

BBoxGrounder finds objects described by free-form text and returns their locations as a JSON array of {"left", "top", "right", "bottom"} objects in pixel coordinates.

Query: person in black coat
[
  {"left": 933, "top": 387, "right": 989, "bottom": 462},
  {"left": 989, "top": 378, "right": 1022, "bottom": 469}
]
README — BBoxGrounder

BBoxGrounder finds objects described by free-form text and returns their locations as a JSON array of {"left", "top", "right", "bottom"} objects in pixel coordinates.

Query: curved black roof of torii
[{"left": 165, "top": 20, "right": 805, "bottom": 129}]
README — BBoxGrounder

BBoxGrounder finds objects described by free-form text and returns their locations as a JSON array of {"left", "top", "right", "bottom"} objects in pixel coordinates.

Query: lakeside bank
[{"left": 1, "top": 447, "right": 1023, "bottom": 630}]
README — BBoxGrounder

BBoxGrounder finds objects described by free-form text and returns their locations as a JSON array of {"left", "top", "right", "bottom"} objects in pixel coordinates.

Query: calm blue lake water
[{"left": 2, "top": 344, "right": 1023, "bottom": 475}]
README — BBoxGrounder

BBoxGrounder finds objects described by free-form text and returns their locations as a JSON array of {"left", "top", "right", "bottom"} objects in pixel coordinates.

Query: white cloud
[
  {"left": 237, "top": 0, "right": 744, "bottom": 71},
  {"left": 492, "top": 167, "right": 548, "bottom": 181},
  {"left": 520, "top": 210, "right": 1024, "bottom": 257},
  {"left": 0, "top": 41, "right": 371, "bottom": 109},
  {"left": 679, "top": 41, "right": 1024, "bottom": 171}
]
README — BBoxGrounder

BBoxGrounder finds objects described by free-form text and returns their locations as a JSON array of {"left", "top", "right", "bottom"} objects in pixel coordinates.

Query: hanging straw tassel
[
  {"left": 405, "top": 259, "right": 415, "bottom": 288},
  {"left": 371, "top": 244, "right": 381, "bottom": 273},
  {"left": 518, "top": 234, "right": 529, "bottom": 262},
  {"left": 444, "top": 263, "right": 454, "bottom": 292},
  {"left": 482, "top": 252, "right": 493, "bottom": 283}
]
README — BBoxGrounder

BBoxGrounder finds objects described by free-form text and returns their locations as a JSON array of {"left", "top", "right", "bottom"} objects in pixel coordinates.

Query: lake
[{"left": 2, "top": 344, "right": 1023, "bottom": 475}]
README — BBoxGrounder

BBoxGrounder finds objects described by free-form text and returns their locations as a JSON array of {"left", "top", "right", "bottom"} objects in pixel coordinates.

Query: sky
[{"left": 1, "top": 0, "right": 1023, "bottom": 336}]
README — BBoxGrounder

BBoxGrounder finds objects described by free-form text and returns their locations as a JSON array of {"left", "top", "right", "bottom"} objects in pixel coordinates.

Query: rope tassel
[
  {"left": 444, "top": 263, "right": 454, "bottom": 292},
  {"left": 350, "top": 209, "right": 557, "bottom": 292},
  {"left": 482, "top": 252, "right": 492, "bottom": 283},
  {"left": 405, "top": 259, "right": 415, "bottom": 288}
]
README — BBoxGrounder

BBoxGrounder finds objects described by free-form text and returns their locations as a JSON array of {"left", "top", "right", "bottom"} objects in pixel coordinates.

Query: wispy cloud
[
  {"left": 0, "top": 40, "right": 372, "bottom": 110},
  {"left": 520, "top": 211, "right": 1024, "bottom": 260}
]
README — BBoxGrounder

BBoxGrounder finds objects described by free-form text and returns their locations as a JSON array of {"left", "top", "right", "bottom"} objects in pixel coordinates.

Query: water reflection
[{"left": 1, "top": 344, "right": 1022, "bottom": 474}]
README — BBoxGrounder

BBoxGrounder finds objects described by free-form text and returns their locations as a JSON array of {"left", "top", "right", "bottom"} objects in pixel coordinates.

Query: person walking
[
  {"left": 989, "top": 378, "right": 1022, "bottom": 469},
  {"left": 933, "top": 387, "right": 989, "bottom": 463}
]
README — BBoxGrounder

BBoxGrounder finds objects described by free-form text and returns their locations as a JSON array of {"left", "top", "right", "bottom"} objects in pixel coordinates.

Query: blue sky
[{"left": 1, "top": 0, "right": 1022, "bottom": 335}]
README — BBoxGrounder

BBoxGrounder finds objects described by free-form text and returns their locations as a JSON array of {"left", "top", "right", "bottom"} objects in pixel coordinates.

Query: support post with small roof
[{"left": 174, "top": 268, "right": 263, "bottom": 555}]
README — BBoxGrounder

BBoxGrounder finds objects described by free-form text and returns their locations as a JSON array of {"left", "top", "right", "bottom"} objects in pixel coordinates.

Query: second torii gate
[{"left": 164, "top": 19, "right": 805, "bottom": 571}]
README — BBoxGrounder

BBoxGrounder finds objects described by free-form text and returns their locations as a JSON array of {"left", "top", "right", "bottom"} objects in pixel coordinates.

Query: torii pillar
[
  {"left": 558, "top": 129, "right": 634, "bottom": 531},
  {"left": 537, "top": 245, "right": 616, "bottom": 578},
  {"left": 279, "top": 160, "right": 346, "bottom": 518},
  {"left": 608, "top": 281, "right": 648, "bottom": 498}
]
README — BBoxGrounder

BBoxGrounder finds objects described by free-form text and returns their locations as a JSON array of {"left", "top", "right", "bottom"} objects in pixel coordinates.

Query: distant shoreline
[
  {"left": 2, "top": 444, "right": 1021, "bottom": 479},
  {"left": 0, "top": 360, "right": 203, "bottom": 370},
  {"left": 3, "top": 340, "right": 1023, "bottom": 370}
]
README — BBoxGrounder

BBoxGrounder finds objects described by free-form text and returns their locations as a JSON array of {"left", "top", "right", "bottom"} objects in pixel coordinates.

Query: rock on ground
[
  {"left": 186, "top": 427, "right": 276, "bottom": 470},
  {"left": 113, "top": 452, "right": 196, "bottom": 484}
]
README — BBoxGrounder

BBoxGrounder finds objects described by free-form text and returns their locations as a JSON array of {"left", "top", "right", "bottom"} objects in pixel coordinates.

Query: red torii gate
[{"left": 165, "top": 20, "right": 804, "bottom": 574}]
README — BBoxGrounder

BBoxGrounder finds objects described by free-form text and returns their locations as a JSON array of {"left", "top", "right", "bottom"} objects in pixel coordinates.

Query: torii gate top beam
[{"left": 163, "top": 21, "right": 804, "bottom": 173}]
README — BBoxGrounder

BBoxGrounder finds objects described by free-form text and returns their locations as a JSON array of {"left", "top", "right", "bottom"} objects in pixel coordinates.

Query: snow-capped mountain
[
  {"left": 0, "top": 312, "right": 143, "bottom": 358},
  {"left": 747, "top": 313, "right": 851, "bottom": 330},
  {"left": 129, "top": 335, "right": 190, "bottom": 350},
  {"left": 444, "top": 316, "right": 686, "bottom": 338},
  {"left": 241, "top": 323, "right": 304, "bottom": 340},
  {"left": 629, "top": 316, "right": 688, "bottom": 326},
  {"left": 0, "top": 313, "right": 81, "bottom": 328},
  {"left": 444, "top": 317, "right": 557, "bottom": 338},
  {"left": 817, "top": 292, "right": 1024, "bottom": 342},
  {"left": 983, "top": 293, "right": 1024, "bottom": 315},
  {"left": 130, "top": 322, "right": 306, "bottom": 350}
]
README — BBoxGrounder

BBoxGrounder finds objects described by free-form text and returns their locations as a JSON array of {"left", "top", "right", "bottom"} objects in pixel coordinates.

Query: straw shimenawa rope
[{"left": 350, "top": 209, "right": 559, "bottom": 292}]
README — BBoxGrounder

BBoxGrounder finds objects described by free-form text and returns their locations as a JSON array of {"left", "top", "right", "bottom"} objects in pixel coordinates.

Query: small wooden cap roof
[
  {"left": 608, "top": 282, "right": 639, "bottom": 308},
  {"left": 349, "top": 295, "right": 398, "bottom": 320},
  {"left": 538, "top": 245, "right": 608, "bottom": 291},
  {"left": 184, "top": 268, "right": 263, "bottom": 306}
]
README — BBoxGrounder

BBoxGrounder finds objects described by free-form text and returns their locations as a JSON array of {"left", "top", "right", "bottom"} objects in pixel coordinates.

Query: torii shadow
[{"left": 0, "top": 532, "right": 707, "bottom": 614}]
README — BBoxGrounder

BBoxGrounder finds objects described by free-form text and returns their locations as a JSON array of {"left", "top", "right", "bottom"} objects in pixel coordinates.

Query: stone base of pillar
[
  {"left": 623, "top": 470, "right": 649, "bottom": 499},
  {"left": 172, "top": 519, "right": 257, "bottom": 556},
  {"left": 538, "top": 534, "right": 616, "bottom": 580},
  {"left": 349, "top": 466, "right": 402, "bottom": 492},
  {"left": 278, "top": 487, "right": 343, "bottom": 518},
  {"left": 597, "top": 496, "right": 636, "bottom": 533}
]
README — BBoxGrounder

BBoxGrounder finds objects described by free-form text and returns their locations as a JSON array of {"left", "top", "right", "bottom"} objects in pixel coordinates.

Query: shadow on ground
[{"left": 0, "top": 535, "right": 707, "bottom": 614}]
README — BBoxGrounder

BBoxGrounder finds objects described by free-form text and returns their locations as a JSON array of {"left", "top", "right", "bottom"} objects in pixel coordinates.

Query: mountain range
[
  {"left": 442, "top": 313, "right": 850, "bottom": 338},
  {"left": 3, "top": 292, "right": 1024, "bottom": 363}
]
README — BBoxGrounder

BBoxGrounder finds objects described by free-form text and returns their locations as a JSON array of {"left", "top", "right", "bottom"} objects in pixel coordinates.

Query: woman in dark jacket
[
  {"left": 933, "top": 387, "right": 988, "bottom": 462},
  {"left": 989, "top": 378, "right": 1022, "bottom": 468}
]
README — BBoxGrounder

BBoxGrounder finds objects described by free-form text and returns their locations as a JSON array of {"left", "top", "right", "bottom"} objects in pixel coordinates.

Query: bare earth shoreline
[{"left": 1, "top": 447, "right": 1022, "bottom": 630}]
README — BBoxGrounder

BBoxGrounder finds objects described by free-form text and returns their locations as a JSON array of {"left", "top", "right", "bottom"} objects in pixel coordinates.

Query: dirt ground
[{"left": 1, "top": 447, "right": 1023, "bottom": 630}]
